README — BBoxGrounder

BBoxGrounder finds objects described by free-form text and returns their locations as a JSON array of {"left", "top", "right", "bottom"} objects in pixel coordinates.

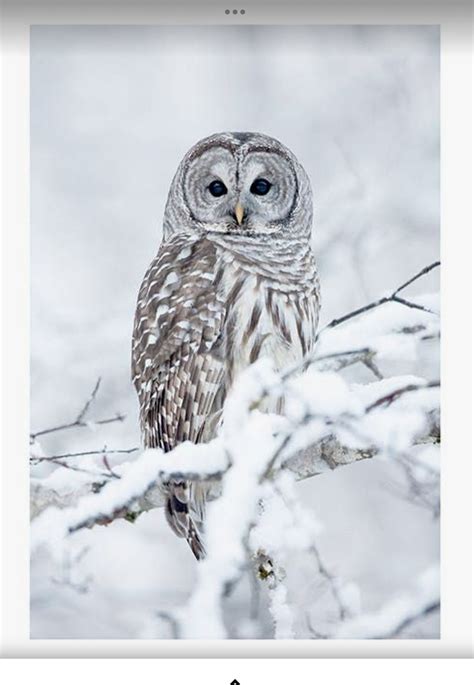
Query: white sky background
[{"left": 30, "top": 25, "right": 440, "bottom": 639}]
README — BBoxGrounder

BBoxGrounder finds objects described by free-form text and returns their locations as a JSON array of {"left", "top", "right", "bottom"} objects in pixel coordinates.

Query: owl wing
[{"left": 132, "top": 233, "right": 226, "bottom": 452}]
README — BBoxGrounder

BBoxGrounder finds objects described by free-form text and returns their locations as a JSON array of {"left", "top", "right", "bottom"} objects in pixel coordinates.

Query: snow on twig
[
  {"left": 268, "top": 581, "right": 295, "bottom": 639},
  {"left": 31, "top": 441, "right": 230, "bottom": 555},
  {"left": 332, "top": 565, "right": 440, "bottom": 639}
]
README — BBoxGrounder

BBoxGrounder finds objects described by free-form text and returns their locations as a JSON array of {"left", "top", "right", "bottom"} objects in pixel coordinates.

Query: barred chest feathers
[{"left": 216, "top": 241, "right": 320, "bottom": 388}]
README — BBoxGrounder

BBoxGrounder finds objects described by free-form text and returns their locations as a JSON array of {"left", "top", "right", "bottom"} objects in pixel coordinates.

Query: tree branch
[
  {"left": 30, "top": 394, "right": 439, "bottom": 527},
  {"left": 333, "top": 565, "right": 440, "bottom": 639},
  {"left": 320, "top": 260, "right": 440, "bottom": 332},
  {"left": 30, "top": 447, "right": 139, "bottom": 465},
  {"left": 30, "top": 377, "right": 126, "bottom": 440}
]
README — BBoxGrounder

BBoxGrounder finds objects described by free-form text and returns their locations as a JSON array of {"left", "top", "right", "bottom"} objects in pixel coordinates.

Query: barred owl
[{"left": 132, "top": 132, "right": 320, "bottom": 559}]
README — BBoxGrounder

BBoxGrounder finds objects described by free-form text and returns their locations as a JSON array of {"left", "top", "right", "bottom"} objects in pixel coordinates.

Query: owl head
[{"left": 163, "top": 132, "right": 313, "bottom": 242}]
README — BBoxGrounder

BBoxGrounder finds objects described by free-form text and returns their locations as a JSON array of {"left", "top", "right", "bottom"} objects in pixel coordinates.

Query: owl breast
[{"left": 217, "top": 248, "right": 320, "bottom": 390}]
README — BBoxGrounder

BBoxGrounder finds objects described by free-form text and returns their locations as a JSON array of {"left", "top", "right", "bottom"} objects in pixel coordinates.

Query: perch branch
[{"left": 30, "top": 394, "right": 439, "bottom": 527}]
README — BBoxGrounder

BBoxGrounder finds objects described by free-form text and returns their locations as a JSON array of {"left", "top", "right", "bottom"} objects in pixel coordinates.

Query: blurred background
[{"left": 31, "top": 25, "right": 440, "bottom": 639}]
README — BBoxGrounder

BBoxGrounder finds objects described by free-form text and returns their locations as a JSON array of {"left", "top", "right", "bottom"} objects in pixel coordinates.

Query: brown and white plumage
[{"left": 132, "top": 132, "right": 320, "bottom": 559}]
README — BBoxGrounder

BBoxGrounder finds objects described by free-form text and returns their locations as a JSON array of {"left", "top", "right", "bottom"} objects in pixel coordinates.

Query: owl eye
[
  {"left": 208, "top": 180, "right": 228, "bottom": 197},
  {"left": 250, "top": 178, "right": 272, "bottom": 196}
]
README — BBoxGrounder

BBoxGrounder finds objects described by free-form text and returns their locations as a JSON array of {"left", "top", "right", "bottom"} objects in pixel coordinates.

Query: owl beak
[{"left": 234, "top": 202, "right": 245, "bottom": 225}]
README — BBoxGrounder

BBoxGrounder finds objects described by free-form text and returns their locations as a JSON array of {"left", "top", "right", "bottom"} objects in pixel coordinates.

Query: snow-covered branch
[
  {"left": 332, "top": 565, "right": 440, "bottom": 639},
  {"left": 30, "top": 374, "right": 439, "bottom": 527}
]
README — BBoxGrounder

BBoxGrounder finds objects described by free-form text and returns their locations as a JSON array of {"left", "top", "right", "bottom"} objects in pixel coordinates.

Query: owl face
[
  {"left": 164, "top": 133, "right": 312, "bottom": 241},
  {"left": 183, "top": 145, "right": 298, "bottom": 234}
]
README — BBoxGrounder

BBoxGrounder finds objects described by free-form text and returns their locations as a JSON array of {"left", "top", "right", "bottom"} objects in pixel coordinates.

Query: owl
[{"left": 132, "top": 132, "right": 320, "bottom": 559}]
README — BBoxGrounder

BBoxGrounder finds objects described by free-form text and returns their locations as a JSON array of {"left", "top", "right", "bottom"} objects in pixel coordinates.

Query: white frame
[{"left": 1, "top": 0, "right": 472, "bottom": 668}]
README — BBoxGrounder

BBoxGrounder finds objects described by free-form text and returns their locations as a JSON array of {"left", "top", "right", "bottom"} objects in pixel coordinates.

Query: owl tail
[{"left": 164, "top": 481, "right": 206, "bottom": 560}]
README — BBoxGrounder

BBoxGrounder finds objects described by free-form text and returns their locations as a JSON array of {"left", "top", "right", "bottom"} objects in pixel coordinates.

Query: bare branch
[
  {"left": 365, "top": 380, "right": 440, "bottom": 412},
  {"left": 40, "top": 459, "right": 120, "bottom": 482},
  {"left": 309, "top": 544, "right": 350, "bottom": 621},
  {"left": 393, "top": 261, "right": 440, "bottom": 296},
  {"left": 312, "top": 347, "right": 384, "bottom": 380},
  {"left": 391, "top": 294, "right": 435, "bottom": 314},
  {"left": 316, "top": 260, "right": 440, "bottom": 335},
  {"left": 30, "top": 377, "right": 126, "bottom": 440},
  {"left": 30, "top": 413, "right": 126, "bottom": 441},
  {"left": 76, "top": 377, "right": 102, "bottom": 423},
  {"left": 30, "top": 447, "right": 139, "bottom": 464},
  {"left": 386, "top": 600, "right": 440, "bottom": 639},
  {"left": 362, "top": 356, "right": 384, "bottom": 380},
  {"left": 156, "top": 611, "right": 181, "bottom": 639}
]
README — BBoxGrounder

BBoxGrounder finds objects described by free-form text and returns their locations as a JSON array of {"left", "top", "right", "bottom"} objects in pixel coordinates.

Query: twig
[
  {"left": 42, "top": 459, "right": 120, "bottom": 481},
  {"left": 30, "top": 377, "right": 126, "bottom": 440},
  {"left": 312, "top": 347, "right": 384, "bottom": 379},
  {"left": 392, "top": 261, "right": 440, "bottom": 296},
  {"left": 76, "top": 377, "right": 102, "bottom": 423},
  {"left": 156, "top": 611, "right": 181, "bottom": 639},
  {"left": 365, "top": 380, "right": 440, "bottom": 412},
  {"left": 30, "top": 447, "right": 139, "bottom": 463},
  {"left": 319, "top": 261, "right": 439, "bottom": 333},
  {"left": 278, "top": 261, "right": 440, "bottom": 384},
  {"left": 385, "top": 601, "right": 440, "bottom": 639},
  {"left": 385, "top": 449, "right": 440, "bottom": 517},
  {"left": 362, "top": 356, "right": 384, "bottom": 380},
  {"left": 102, "top": 452, "right": 120, "bottom": 479},
  {"left": 336, "top": 599, "right": 440, "bottom": 640},
  {"left": 30, "top": 414, "right": 126, "bottom": 440},
  {"left": 310, "top": 544, "right": 349, "bottom": 621}
]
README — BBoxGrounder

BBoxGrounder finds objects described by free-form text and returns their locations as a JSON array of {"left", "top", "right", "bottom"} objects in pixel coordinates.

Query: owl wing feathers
[
  {"left": 132, "top": 233, "right": 226, "bottom": 451},
  {"left": 132, "top": 234, "right": 227, "bottom": 559}
]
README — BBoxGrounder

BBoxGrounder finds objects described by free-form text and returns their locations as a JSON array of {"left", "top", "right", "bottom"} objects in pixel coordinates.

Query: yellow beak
[{"left": 234, "top": 202, "right": 244, "bottom": 225}]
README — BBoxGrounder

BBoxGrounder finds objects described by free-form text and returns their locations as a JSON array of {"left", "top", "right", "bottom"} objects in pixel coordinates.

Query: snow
[
  {"left": 286, "top": 370, "right": 362, "bottom": 422},
  {"left": 251, "top": 471, "right": 323, "bottom": 556},
  {"left": 333, "top": 565, "right": 439, "bottom": 639},
  {"left": 30, "top": 438, "right": 46, "bottom": 460},
  {"left": 31, "top": 442, "right": 229, "bottom": 557},
  {"left": 413, "top": 444, "right": 440, "bottom": 476},
  {"left": 268, "top": 582, "right": 295, "bottom": 639}
]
